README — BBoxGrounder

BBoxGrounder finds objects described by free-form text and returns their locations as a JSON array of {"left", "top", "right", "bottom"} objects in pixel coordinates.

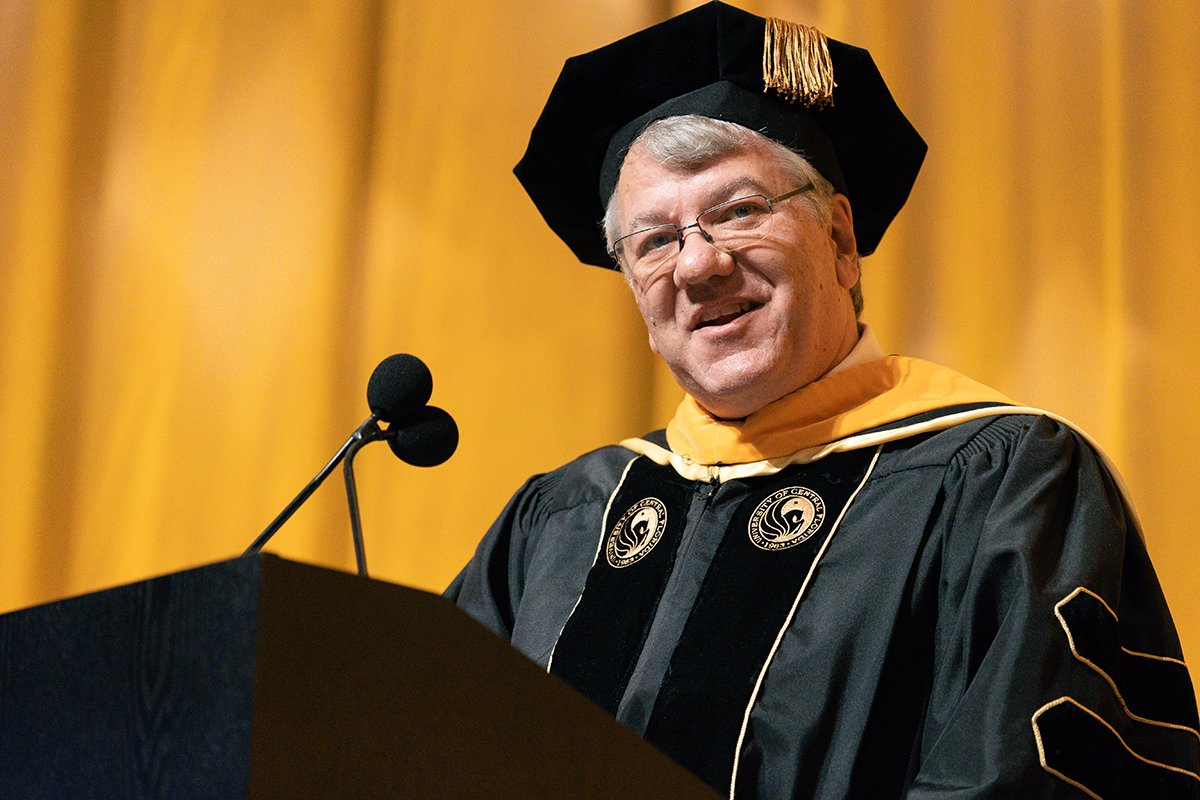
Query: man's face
[{"left": 614, "top": 140, "right": 861, "bottom": 420}]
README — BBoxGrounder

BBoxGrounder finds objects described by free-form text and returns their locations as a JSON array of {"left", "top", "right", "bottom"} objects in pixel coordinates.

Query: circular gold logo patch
[
  {"left": 605, "top": 497, "right": 667, "bottom": 568},
  {"left": 747, "top": 486, "right": 826, "bottom": 551}
]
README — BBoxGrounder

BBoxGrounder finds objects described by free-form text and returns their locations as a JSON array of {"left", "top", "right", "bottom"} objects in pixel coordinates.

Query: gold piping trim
[
  {"left": 545, "top": 455, "right": 639, "bottom": 673},
  {"left": 1054, "top": 587, "right": 1199, "bottom": 741},
  {"left": 1032, "top": 696, "right": 1200, "bottom": 796},
  {"left": 727, "top": 445, "right": 884, "bottom": 799}
]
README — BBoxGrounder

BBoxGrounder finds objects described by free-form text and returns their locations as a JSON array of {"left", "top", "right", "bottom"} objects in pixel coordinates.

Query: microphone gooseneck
[
  {"left": 244, "top": 353, "right": 457, "bottom": 578},
  {"left": 242, "top": 414, "right": 384, "bottom": 557}
]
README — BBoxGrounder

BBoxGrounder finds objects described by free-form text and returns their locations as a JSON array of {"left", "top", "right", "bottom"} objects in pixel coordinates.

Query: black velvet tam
[{"left": 513, "top": 1, "right": 927, "bottom": 268}]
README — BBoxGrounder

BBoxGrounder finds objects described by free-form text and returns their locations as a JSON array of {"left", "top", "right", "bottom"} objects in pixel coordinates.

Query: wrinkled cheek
[
  {"left": 642, "top": 323, "right": 672, "bottom": 358},
  {"left": 637, "top": 304, "right": 679, "bottom": 335},
  {"left": 633, "top": 295, "right": 665, "bottom": 328}
]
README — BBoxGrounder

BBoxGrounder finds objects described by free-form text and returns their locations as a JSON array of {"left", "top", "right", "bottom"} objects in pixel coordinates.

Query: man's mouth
[{"left": 696, "top": 301, "right": 759, "bottom": 329}]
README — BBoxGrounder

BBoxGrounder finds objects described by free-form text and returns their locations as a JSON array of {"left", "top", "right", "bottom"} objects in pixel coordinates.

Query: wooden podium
[{"left": 0, "top": 555, "right": 720, "bottom": 799}]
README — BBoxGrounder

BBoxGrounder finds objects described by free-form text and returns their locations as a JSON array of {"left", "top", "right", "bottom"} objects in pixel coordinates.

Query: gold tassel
[{"left": 762, "top": 18, "right": 835, "bottom": 108}]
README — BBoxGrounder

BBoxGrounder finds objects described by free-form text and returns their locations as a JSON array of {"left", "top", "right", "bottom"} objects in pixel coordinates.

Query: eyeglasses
[{"left": 608, "top": 184, "right": 815, "bottom": 282}]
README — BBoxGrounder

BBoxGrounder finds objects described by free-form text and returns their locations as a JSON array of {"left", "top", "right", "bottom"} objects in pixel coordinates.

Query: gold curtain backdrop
[{"left": 2, "top": 0, "right": 1197, "bottom": 694}]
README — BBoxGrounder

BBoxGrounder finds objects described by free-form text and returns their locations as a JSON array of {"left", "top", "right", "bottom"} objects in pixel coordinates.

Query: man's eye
[
  {"left": 708, "top": 198, "right": 768, "bottom": 227},
  {"left": 638, "top": 230, "right": 677, "bottom": 255}
]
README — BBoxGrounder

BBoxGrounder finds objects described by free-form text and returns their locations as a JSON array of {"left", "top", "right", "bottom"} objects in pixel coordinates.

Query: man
[{"left": 448, "top": 3, "right": 1200, "bottom": 798}]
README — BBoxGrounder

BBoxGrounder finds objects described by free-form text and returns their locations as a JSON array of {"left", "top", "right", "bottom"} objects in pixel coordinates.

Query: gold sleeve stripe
[
  {"left": 1032, "top": 696, "right": 1200, "bottom": 798},
  {"left": 1054, "top": 587, "right": 1198, "bottom": 740}
]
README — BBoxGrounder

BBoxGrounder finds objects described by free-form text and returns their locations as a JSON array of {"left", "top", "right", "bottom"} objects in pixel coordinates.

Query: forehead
[{"left": 615, "top": 142, "right": 791, "bottom": 224}]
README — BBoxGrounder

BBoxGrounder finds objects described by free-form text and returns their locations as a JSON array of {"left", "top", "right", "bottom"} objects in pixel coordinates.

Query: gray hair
[{"left": 603, "top": 115, "right": 863, "bottom": 316}]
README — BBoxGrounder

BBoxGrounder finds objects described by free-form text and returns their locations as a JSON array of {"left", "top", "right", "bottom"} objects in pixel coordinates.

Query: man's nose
[{"left": 673, "top": 228, "right": 733, "bottom": 287}]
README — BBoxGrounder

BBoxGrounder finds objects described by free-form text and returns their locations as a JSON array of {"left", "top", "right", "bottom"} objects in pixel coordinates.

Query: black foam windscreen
[
  {"left": 387, "top": 406, "right": 459, "bottom": 467},
  {"left": 366, "top": 354, "right": 433, "bottom": 423}
]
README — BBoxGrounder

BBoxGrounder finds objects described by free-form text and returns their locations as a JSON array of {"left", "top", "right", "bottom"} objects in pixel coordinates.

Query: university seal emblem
[
  {"left": 748, "top": 486, "right": 826, "bottom": 551},
  {"left": 605, "top": 497, "right": 667, "bottom": 568}
]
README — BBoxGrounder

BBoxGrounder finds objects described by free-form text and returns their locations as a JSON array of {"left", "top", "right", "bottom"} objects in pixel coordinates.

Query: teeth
[{"left": 699, "top": 302, "right": 754, "bottom": 325}]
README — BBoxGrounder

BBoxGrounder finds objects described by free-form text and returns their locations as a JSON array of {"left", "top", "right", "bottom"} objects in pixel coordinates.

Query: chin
[{"left": 688, "top": 373, "right": 774, "bottom": 419}]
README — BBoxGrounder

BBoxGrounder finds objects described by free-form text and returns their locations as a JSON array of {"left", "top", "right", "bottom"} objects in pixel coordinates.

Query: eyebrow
[{"left": 623, "top": 175, "right": 775, "bottom": 233}]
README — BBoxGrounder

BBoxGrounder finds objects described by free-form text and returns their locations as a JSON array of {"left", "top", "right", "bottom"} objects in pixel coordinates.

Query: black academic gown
[{"left": 448, "top": 409, "right": 1200, "bottom": 799}]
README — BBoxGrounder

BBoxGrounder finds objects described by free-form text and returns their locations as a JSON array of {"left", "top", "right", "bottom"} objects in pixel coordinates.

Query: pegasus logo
[
  {"left": 748, "top": 486, "right": 826, "bottom": 551},
  {"left": 606, "top": 498, "right": 668, "bottom": 568}
]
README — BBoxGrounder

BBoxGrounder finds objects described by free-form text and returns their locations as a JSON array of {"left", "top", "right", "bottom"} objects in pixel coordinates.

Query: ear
[
  {"left": 648, "top": 330, "right": 661, "bottom": 355},
  {"left": 830, "top": 195, "right": 860, "bottom": 289}
]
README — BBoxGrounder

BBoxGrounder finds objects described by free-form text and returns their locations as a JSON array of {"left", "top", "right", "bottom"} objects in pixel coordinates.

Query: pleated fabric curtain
[{"left": 2, "top": 1, "right": 1197, "bottom": 692}]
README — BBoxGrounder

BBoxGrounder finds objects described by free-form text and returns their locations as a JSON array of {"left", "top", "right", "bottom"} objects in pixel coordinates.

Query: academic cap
[{"left": 513, "top": 1, "right": 927, "bottom": 268}]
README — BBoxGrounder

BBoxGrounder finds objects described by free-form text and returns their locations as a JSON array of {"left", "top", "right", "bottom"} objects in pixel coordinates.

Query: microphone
[
  {"left": 367, "top": 353, "right": 432, "bottom": 422},
  {"left": 386, "top": 405, "right": 459, "bottom": 467},
  {"left": 244, "top": 354, "right": 456, "bottom": 576}
]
